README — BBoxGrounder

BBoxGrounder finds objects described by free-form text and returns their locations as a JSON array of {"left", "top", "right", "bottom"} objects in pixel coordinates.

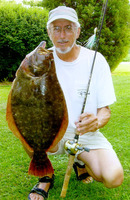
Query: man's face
[{"left": 48, "top": 19, "right": 80, "bottom": 54}]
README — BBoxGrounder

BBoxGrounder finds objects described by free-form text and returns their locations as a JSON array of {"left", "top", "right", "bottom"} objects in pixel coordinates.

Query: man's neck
[{"left": 56, "top": 44, "right": 81, "bottom": 62}]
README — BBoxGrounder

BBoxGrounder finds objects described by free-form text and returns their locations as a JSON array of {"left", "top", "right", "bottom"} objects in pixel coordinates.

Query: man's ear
[{"left": 76, "top": 27, "right": 81, "bottom": 39}]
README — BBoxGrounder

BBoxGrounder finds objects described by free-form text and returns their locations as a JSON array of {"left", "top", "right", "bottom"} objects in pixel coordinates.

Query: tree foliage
[
  {"left": 42, "top": 0, "right": 130, "bottom": 71},
  {"left": 0, "top": 1, "right": 50, "bottom": 81}
]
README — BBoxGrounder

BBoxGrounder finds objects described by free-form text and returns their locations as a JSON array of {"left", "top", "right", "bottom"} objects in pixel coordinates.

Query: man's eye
[
  {"left": 54, "top": 27, "right": 60, "bottom": 31},
  {"left": 66, "top": 25, "right": 72, "bottom": 30}
]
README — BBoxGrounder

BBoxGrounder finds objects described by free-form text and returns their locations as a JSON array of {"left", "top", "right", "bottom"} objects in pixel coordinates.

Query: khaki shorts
[{"left": 47, "top": 130, "right": 113, "bottom": 158}]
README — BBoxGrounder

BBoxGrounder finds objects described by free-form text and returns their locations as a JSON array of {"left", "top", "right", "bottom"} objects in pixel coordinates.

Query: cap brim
[{"left": 47, "top": 15, "right": 80, "bottom": 27}]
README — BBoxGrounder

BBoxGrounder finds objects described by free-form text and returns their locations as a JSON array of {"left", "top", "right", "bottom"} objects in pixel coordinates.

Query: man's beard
[{"left": 54, "top": 39, "right": 76, "bottom": 54}]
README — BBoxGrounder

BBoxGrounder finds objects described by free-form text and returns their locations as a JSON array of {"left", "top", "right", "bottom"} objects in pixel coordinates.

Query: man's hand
[
  {"left": 75, "top": 106, "right": 111, "bottom": 136},
  {"left": 75, "top": 113, "right": 98, "bottom": 135}
]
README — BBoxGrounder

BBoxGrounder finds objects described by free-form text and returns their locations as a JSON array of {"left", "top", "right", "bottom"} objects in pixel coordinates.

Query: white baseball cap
[{"left": 47, "top": 6, "right": 80, "bottom": 28}]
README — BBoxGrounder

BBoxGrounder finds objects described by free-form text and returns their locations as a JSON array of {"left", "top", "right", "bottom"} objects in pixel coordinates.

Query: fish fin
[
  {"left": 6, "top": 90, "right": 34, "bottom": 154},
  {"left": 48, "top": 102, "right": 68, "bottom": 151},
  {"left": 28, "top": 154, "right": 54, "bottom": 177}
]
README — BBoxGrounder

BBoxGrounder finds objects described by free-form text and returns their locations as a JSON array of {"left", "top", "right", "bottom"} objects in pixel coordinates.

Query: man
[{"left": 28, "top": 6, "right": 123, "bottom": 200}]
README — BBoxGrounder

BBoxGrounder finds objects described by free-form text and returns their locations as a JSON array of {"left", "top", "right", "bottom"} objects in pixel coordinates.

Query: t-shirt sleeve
[{"left": 96, "top": 53, "right": 116, "bottom": 108}]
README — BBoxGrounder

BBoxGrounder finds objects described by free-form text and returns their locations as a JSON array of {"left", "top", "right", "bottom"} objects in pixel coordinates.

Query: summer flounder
[{"left": 6, "top": 41, "right": 68, "bottom": 177}]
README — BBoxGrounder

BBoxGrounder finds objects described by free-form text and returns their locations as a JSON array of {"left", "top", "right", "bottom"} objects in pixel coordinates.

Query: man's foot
[
  {"left": 28, "top": 175, "right": 54, "bottom": 200},
  {"left": 73, "top": 162, "right": 93, "bottom": 184}
]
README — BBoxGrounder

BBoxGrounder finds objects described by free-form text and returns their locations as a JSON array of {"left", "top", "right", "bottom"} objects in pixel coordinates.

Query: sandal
[
  {"left": 28, "top": 175, "right": 54, "bottom": 199},
  {"left": 73, "top": 162, "right": 93, "bottom": 183}
]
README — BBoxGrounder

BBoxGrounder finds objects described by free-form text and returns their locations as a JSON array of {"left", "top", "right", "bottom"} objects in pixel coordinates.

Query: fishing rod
[
  {"left": 60, "top": 0, "right": 109, "bottom": 198},
  {"left": 74, "top": 0, "right": 109, "bottom": 142}
]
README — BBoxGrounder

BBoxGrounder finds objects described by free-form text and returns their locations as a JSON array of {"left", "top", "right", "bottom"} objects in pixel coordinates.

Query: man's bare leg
[
  {"left": 28, "top": 145, "right": 58, "bottom": 200},
  {"left": 77, "top": 149, "right": 124, "bottom": 188}
]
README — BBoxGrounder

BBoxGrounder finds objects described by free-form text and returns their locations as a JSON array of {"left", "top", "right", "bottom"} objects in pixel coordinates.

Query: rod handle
[{"left": 60, "top": 155, "right": 75, "bottom": 198}]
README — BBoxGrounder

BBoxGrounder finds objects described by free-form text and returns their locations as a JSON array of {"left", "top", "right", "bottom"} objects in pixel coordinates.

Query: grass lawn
[{"left": 0, "top": 63, "right": 130, "bottom": 200}]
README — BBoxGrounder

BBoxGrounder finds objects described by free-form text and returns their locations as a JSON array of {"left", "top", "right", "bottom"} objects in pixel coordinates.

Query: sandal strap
[
  {"left": 39, "top": 174, "right": 55, "bottom": 189},
  {"left": 74, "top": 162, "right": 85, "bottom": 168},
  {"left": 28, "top": 175, "right": 55, "bottom": 200},
  {"left": 78, "top": 172, "right": 90, "bottom": 180},
  {"left": 73, "top": 162, "right": 90, "bottom": 181},
  {"left": 29, "top": 186, "right": 48, "bottom": 199}
]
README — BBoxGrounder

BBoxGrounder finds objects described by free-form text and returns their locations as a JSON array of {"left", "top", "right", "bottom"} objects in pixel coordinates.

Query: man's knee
[
  {"left": 48, "top": 145, "right": 59, "bottom": 153},
  {"left": 103, "top": 167, "right": 124, "bottom": 188}
]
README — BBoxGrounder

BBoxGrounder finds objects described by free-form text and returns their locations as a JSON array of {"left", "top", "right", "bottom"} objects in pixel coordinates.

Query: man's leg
[
  {"left": 22, "top": 144, "right": 58, "bottom": 200},
  {"left": 77, "top": 149, "right": 124, "bottom": 188},
  {"left": 29, "top": 174, "right": 53, "bottom": 200}
]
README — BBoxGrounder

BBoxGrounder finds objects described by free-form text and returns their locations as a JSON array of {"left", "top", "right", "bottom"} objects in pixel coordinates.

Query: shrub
[{"left": 0, "top": 1, "right": 50, "bottom": 81}]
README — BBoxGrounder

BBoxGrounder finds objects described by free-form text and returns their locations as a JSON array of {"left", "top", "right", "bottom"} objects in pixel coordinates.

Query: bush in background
[
  {"left": 123, "top": 50, "right": 130, "bottom": 62},
  {"left": 0, "top": 1, "right": 50, "bottom": 81}
]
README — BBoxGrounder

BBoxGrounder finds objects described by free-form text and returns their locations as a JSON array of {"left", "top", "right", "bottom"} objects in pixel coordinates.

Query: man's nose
[{"left": 60, "top": 29, "right": 66, "bottom": 38}]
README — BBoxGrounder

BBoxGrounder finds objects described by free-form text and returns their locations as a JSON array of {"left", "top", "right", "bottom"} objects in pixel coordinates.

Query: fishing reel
[{"left": 64, "top": 139, "right": 90, "bottom": 155}]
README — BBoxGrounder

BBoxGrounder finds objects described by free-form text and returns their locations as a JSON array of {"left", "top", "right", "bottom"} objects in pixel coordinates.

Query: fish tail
[{"left": 28, "top": 153, "right": 54, "bottom": 177}]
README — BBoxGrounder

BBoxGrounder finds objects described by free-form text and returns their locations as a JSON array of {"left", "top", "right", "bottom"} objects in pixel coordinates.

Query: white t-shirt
[{"left": 52, "top": 46, "right": 116, "bottom": 149}]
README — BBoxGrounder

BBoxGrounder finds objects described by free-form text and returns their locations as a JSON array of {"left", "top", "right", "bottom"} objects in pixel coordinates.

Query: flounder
[{"left": 6, "top": 41, "right": 68, "bottom": 177}]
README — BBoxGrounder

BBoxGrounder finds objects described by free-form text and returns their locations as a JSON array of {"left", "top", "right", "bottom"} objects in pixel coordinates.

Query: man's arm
[
  {"left": 97, "top": 106, "right": 111, "bottom": 129},
  {"left": 75, "top": 106, "right": 111, "bottom": 135}
]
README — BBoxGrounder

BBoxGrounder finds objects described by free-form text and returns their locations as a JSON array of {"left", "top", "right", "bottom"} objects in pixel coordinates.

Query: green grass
[{"left": 0, "top": 63, "right": 130, "bottom": 200}]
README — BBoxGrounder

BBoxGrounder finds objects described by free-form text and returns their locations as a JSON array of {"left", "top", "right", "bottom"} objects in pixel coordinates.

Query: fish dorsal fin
[{"left": 6, "top": 89, "right": 34, "bottom": 153}]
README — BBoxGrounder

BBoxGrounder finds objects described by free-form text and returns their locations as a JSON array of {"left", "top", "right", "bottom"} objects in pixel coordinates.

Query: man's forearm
[{"left": 97, "top": 106, "right": 111, "bottom": 129}]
